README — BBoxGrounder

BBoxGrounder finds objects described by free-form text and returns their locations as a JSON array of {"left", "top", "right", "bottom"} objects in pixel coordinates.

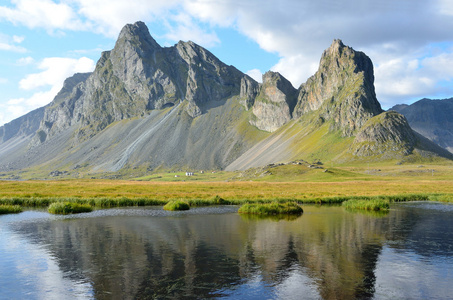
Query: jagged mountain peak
[
  {"left": 323, "top": 39, "right": 345, "bottom": 56},
  {"left": 1, "top": 25, "right": 451, "bottom": 177},
  {"left": 294, "top": 39, "right": 382, "bottom": 136},
  {"left": 116, "top": 21, "right": 161, "bottom": 51},
  {"left": 249, "top": 71, "right": 297, "bottom": 132}
]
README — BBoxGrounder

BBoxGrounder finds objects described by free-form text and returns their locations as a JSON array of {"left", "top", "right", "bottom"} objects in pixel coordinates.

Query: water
[{"left": 1, "top": 203, "right": 453, "bottom": 299}]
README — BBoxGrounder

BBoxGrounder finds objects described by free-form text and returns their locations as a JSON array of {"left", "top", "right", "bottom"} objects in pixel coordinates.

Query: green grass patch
[
  {"left": 342, "top": 199, "right": 390, "bottom": 211},
  {"left": 0, "top": 197, "right": 166, "bottom": 208},
  {"left": 0, "top": 205, "right": 22, "bottom": 214},
  {"left": 428, "top": 194, "right": 453, "bottom": 203},
  {"left": 238, "top": 201, "right": 303, "bottom": 215},
  {"left": 48, "top": 202, "right": 93, "bottom": 215},
  {"left": 163, "top": 200, "right": 190, "bottom": 211}
]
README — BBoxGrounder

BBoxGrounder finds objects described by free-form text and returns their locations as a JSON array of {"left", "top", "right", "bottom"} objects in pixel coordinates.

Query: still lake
[{"left": 1, "top": 203, "right": 453, "bottom": 299}]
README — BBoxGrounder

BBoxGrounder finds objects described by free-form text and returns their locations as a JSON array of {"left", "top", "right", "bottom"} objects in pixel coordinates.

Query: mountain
[
  {"left": 0, "top": 22, "right": 451, "bottom": 178},
  {"left": 390, "top": 98, "right": 453, "bottom": 153}
]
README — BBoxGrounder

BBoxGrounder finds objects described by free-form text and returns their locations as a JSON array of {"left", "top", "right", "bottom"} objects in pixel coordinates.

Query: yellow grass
[{"left": 1, "top": 178, "right": 453, "bottom": 201}]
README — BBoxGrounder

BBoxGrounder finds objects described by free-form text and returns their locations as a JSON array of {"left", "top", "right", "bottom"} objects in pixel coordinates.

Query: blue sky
[{"left": 1, "top": 0, "right": 453, "bottom": 126}]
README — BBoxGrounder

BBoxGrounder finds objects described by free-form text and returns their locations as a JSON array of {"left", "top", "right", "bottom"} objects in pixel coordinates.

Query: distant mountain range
[
  {"left": 390, "top": 98, "right": 453, "bottom": 154},
  {"left": 0, "top": 21, "right": 451, "bottom": 179}
]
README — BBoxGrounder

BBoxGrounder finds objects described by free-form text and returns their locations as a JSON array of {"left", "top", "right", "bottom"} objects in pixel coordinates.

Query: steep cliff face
[
  {"left": 0, "top": 26, "right": 451, "bottom": 177},
  {"left": 350, "top": 110, "right": 453, "bottom": 160},
  {"left": 294, "top": 39, "right": 383, "bottom": 136},
  {"left": 350, "top": 111, "right": 417, "bottom": 157},
  {"left": 239, "top": 75, "right": 259, "bottom": 110},
  {"left": 29, "top": 72, "right": 90, "bottom": 146},
  {"left": 32, "top": 21, "right": 246, "bottom": 145},
  {"left": 0, "top": 107, "right": 44, "bottom": 143},
  {"left": 249, "top": 71, "right": 297, "bottom": 132},
  {"left": 390, "top": 98, "right": 453, "bottom": 153}
]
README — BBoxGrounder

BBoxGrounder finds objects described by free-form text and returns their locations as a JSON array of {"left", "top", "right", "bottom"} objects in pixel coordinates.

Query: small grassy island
[
  {"left": 48, "top": 202, "right": 93, "bottom": 215},
  {"left": 163, "top": 200, "right": 190, "bottom": 211},
  {"left": 342, "top": 199, "right": 390, "bottom": 211},
  {"left": 0, "top": 205, "right": 22, "bottom": 214},
  {"left": 238, "top": 202, "right": 303, "bottom": 215}
]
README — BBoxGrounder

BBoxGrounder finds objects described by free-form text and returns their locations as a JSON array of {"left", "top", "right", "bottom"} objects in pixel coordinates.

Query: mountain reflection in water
[{"left": 1, "top": 203, "right": 453, "bottom": 299}]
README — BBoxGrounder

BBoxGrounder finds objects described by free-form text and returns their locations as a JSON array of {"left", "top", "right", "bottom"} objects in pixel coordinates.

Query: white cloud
[
  {"left": 246, "top": 69, "right": 263, "bottom": 83},
  {"left": 0, "top": 0, "right": 86, "bottom": 33},
  {"left": 73, "top": 0, "right": 182, "bottom": 37},
  {"left": 0, "top": 33, "right": 27, "bottom": 52},
  {"left": 0, "top": 78, "right": 8, "bottom": 84},
  {"left": 16, "top": 56, "right": 34, "bottom": 65},
  {"left": 19, "top": 57, "right": 95, "bottom": 90},
  {"left": 0, "top": 42, "right": 26, "bottom": 52},
  {"left": 162, "top": 12, "right": 220, "bottom": 47},
  {"left": 0, "top": 56, "right": 95, "bottom": 126},
  {"left": 374, "top": 49, "right": 453, "bottom": 108},
  {"left": 438, "top": 0, "right": 453, "bottom": 16},
  {"left": 271, "top": 55, "right": 319, "bottom": 89},
  {"left": 0, "top": 100, "right": 27, "bottom": 126},
  {"left": 12, "top": 35, "right": 24, "bottom": 43}
]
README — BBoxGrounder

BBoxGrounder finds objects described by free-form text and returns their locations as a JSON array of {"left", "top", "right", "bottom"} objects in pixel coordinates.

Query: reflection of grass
[
  {"left": 240, "top": 213, "right": 301, "bottom": 222},
  {"left": 343, "top": 208, "right": 389, "bottom": 217},
  {"left": 238, "top": 202, "right": 303, "bottom": 215},
  {"left": 163, "top": 200, "right": 190, "bottom": 211},
  {"left": 0, "top": 205, "right": 22, "bottom": 214},
  {"left": 342, "top": 199, "right": 390, "bottom": 211},
  {"left": 48, "top": 202, "right": 93, "bottom": 215}
]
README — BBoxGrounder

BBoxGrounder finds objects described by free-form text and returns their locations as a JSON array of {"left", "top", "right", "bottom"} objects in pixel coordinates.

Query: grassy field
[{"left": 1, "top": 163, "right": 452, "bottom": 209}]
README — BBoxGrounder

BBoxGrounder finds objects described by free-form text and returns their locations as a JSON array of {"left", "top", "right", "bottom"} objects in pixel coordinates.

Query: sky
[{"left": 1, "top": 0, "right": 453, "bottom": 126}]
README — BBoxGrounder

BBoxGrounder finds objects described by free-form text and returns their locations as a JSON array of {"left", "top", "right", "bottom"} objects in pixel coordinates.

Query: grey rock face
[
  {"left": 2, "top": 28, "right": 451, "bottom": 176},
  {"left": 174, "top": 40, "right": 244, "bottom": 117},
  {"left": 249, "top": 71, "right": 297, "bottom": 132},
  {"left": 390, "top": 98, "right": 453, "bottom": 153},
  {"left": 350, "top": 111, "right": 417, "bottom": 157},
  {"left": 239, "top": 75, "right": 259, "bottom": 110},
  {"left": 29, "top": 72, "right": 90, "bottom": 147},
  {"left": 294, "top": 39, "right": 383, "bottom": 136},
  {"left": 32, "top": 21, "right": 245, "bottom": 144},
  {"left": 0, "top": 107, "right": 44, "bottom": 143}
]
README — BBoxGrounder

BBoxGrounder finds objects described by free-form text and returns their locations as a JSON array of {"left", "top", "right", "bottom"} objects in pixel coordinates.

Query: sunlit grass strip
[
  {"left": 0, "top": 197, "right": 167, "bottom": 208},
  {"left": 163, "top": 200, "right": 190, "bottom": 211},
  {"left": 342, "top": 199, "right": 390, "bottom": 211},
  {"left": 48, "top": 202, "right": 93, "bottom": 215},
  {"left": 0, "top": 192, "right": 451, "bottom": 211},
  {"left": 0, "top": 205, "right": 22, "bottom": 214},
  {"left": 428, "top": 194, "right": 453, "bottom": 203},
  {"left": 238, "top": 202, "right": 303, "bottom": 215}
]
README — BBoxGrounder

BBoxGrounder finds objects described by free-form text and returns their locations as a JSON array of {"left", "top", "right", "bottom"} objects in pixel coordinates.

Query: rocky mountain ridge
[
  {"left": 0, "top": 21, "right": 451, "bottom": 178},
  {"left": 390, "top": 98, "right": 453, "bottom": 153}
]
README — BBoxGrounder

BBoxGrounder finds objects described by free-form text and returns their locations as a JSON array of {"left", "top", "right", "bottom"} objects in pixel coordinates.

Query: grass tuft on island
[
  {"left": 238, "top": 202, "right": 303, "bottom": 215},
  {"left": 48, "top": 202, "right": 93, "bottom": 215},
  {"left": 163, "top": 200, "right": 190, "bottom": 211},
  {"left": 342, "top": 199, "right": 390, "bottom": 211},
  {"left": 0, "top": 205, "right": 22, "bottom": 214}
]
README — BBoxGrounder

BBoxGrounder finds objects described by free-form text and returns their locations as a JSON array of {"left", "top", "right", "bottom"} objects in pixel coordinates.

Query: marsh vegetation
[
  {"left": 163, "top": 200, "right": 190, "bottom": 211},
  {"left": 0, "top": 205, "right": 22, "bottom": 214},
  {"left": 48, "top": 202, "right": 93, "bottom": 215},
  {"left": 238, "top": 201, "right": 303, "bottom": 215}
]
